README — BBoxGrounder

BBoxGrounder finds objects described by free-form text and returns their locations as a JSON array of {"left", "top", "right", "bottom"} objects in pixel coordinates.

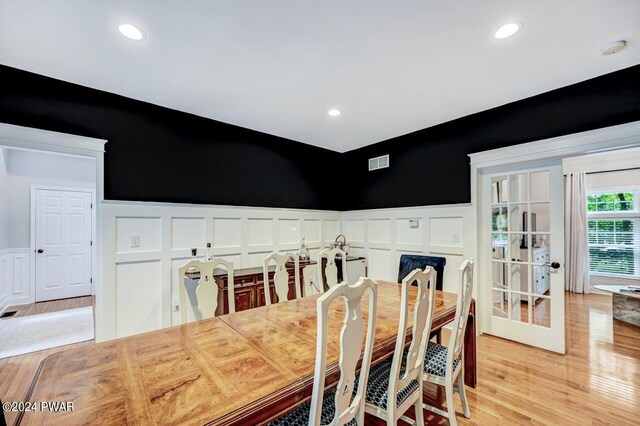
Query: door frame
[
  {"left": 469, "top": 120, "right": 640, "bottom": 336},
  {"left": 0, "top": 123, "right": 106, "bottom": 312},
  {"left": 30, "top": 185, "right": 97, "bottom": 302}
]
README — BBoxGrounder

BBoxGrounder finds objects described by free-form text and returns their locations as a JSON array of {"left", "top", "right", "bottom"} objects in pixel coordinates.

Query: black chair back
[{"left": 397, "top": 254, "right": 446, "bottom": 291}]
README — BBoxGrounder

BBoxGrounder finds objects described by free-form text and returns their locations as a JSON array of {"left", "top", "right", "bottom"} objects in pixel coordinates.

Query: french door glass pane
[
  {"left": 492, "top": 206, "right": 508, "bottom": 231},
  {"left": 510, "top": 263, "right": 528, "bottom": 293},
  {"left": 530, "top": 203, "right": 550, "bottom": 232},
  {"left": 492, "top": 290, "right": 508, "bottom": 318},
  {"left": 509, "top": 173, "right": 528, "bottom": 202},
  {"left": 510, "top": 204, "right": 526, "bottom": 232},
  {"left": 492, "top": 234, "right": 508, "bottom": 260},
  {"left": 532, "top": 296, "right": 551, "bottom": 328},
  {"left": 491, "top": 176, "right": 508, "bottom": 203},
  {"left": 530, "top": 171, "right": 550, "bottom": 201},
  {"left": 492, "top": 263, "right": 507, "bottom": 290},
  {"left": 509, "top": 292, "right": 527, "bottom": 323},
  {"left": 510, "top": 234, "right": 525, "bottom": 262}
]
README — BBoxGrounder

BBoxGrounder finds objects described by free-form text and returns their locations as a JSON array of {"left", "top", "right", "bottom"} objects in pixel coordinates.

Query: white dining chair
[
  {"left": 361, "top": 267, "right": 437, "bottom": 425},
  {"left": 268, "top": 277, "right": 378, "bottom": 426},
  {"left": 422, "top": 259, "right": 474, "bottom": 426},
  {"left": 178, "top": 258, "right": 235, "bottom": 323},
  {"left": 263, "top": 252, "right": 301, "bottom": 305},
  {"left": 317, "top": 247, "right": 347, "bottom": 292}
]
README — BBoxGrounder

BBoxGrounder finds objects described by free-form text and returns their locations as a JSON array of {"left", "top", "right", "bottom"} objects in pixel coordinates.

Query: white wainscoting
[
  {"left": 342, "top": 204, "right": 475, "bottom": 294},
  {"left": 0, "top": 248, "right": 31, "bottom": 312},
  {"left": 98, "top": 201, "right": 341, "bottom": 341}
]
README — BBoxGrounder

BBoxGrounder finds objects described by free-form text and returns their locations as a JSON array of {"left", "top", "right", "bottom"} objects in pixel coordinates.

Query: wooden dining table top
[{"left": 18, "top": 281, "right": 462, "bottom": 426}]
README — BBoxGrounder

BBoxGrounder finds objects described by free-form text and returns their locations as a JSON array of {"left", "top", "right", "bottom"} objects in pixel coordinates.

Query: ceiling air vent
[{"left": 368, "top": 154, "right": 389, "bottom": 171}]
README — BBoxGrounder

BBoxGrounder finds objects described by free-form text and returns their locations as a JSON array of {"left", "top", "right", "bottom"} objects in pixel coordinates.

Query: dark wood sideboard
[{"left": 186, "top": 262, "right": 311, "bottom": 315}]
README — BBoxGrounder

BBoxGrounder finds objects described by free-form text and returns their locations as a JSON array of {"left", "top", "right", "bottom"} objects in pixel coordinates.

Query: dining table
[{"left": 17, "top": 281, "right": 476, "bottom": 426}]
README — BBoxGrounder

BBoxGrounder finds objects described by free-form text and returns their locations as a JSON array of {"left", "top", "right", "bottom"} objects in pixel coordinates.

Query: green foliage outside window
[{"left": 587, "top": 192, "right": 634, "bottom": 212}]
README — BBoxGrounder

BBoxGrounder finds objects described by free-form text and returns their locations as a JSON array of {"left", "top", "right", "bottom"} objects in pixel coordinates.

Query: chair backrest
[
  {"left": 447, "top": 259, "right": 474, "bottom": 364},
  {"left": 263, "top": 252, "right": 300, "bottom": 305},
  {"left": 397, "top": 254, "right": 446, "bottom": 291},
  {"left": 309, "top": 277, "right": 378, "bottom": 426},
  {"left": 388, "top": 267, "right": 437, "bottom": 410},
  {"left": 178, "top": 258, "right": 235, "bottom": 324},
  {"left": 317, "top": 248, "right": 348, "bottom": 291}
]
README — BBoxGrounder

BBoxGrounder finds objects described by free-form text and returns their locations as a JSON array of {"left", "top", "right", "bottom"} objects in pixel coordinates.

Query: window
[
  {"left": 587, "top": 190, "right": 640, "bottom": 278},
  {"left": 587, "top": 192, "right": 634, "bottom": 212}
]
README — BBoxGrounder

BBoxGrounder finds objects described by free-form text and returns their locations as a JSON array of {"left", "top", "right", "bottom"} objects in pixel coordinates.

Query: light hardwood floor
[
  {"left": 1, "top": 293, "right": 638, "bottom": 425},
  {"left": 0, "top": 296, "right": 94, "bottom": 425},
  {"left": 418, "top": 292, "right": 640, "bottom": 425}
]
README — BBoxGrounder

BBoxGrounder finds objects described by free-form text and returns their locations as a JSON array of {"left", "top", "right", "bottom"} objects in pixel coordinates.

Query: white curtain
[{"left": 564, "top": 172, "right": 590, "bottom": 293}]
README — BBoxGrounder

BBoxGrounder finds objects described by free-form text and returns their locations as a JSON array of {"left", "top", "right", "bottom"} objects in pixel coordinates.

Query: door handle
[
  {"left": 545, "top": 261, "right": 560, "bottom": 269},
  {"left": 37, "top": 249, "right": 44, "bottom": 254}
]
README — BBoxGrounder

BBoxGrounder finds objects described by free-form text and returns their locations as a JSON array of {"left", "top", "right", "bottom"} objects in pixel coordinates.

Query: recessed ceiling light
[
  {"left": 494, "top": 21, "right": 522, "bottom": 39},
  {"left": 118, "top": 24, "right": 145, "bottom": 41},
  {"left": 328, "top": 109, "right": 341, "bottom": 117}
]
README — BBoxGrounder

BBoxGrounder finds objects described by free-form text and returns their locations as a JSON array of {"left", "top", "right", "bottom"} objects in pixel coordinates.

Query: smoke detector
[{"left": 600, "top": 41, "right": 627, "bottom": 56}]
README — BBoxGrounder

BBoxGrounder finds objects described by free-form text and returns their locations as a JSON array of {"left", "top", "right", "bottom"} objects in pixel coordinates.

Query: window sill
[{"left": 590, "top": 273, "right": 640, "bottom": 286}]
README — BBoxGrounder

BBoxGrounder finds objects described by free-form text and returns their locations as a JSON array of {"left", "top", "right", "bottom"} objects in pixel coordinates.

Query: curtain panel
[{"left": 564, "top": 172, "right": 590, "bottom": 293}]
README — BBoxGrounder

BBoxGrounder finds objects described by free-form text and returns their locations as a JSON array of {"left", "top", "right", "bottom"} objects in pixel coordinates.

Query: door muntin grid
[{"left": 491, "top": 171, "right": 551, "bottom": 328}]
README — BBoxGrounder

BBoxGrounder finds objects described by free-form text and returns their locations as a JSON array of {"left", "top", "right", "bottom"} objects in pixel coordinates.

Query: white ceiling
[{"left": 1, "top": 1, "right": 639, "bottom": 152}]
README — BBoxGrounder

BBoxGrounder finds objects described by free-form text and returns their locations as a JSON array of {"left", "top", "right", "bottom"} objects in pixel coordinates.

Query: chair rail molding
[
  {"left": 341, "top": 203, "right": 475, "bottom": 300},
  {"left": 100, "top": 200, "right": 341, "bottom": 341}
]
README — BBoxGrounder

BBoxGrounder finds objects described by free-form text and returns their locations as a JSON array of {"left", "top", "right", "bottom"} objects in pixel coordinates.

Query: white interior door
[
  {"left": 35, "top": 189, "right": 93, "bottom": 302},
  {"left": 483, "top": 164, "right": 565, "bottom": 354}
]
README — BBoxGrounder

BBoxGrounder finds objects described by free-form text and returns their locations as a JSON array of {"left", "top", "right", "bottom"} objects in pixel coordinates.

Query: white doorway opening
[
  {"left": 0, "top": 123, "right": 105, "bottom": 340},
  {"left": 470, "top": 120, "right": 640, "bottom": 353}
]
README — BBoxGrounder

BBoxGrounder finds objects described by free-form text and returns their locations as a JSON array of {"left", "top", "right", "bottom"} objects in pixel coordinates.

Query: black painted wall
[
  {"left": 2, "top": 64, "right": 640, "bottom": 211},
  {"left": 342, "top": 64, "right": 640, "bottom": 210},
  {"left": 0, "top": 65, "right": 342, "bottom": 210}
]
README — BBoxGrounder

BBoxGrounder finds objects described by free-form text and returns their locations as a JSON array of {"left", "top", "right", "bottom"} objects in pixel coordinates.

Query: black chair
[
  {"left": 398, "top": 254, "right": 446, "bottom": 343},
  {"left": 398, "top": 254, "right": 446, "bottom": 291}
]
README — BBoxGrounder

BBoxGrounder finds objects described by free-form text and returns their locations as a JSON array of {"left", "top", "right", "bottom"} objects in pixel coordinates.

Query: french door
[
  {"left": 35, "top": 189, "right": 93, "bottom": 302},
  {"left": 483, "top": 164, "right": 565, "bottom": 354}
]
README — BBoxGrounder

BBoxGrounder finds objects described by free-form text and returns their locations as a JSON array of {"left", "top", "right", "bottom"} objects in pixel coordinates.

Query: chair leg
[
  {"left": 413, "top": 399, "right": 424, "bottom": 426},
  {"left": 435, "top": 330, "right": 441, "bottom": 344},
  {"left": 386, "top": 404, "right": 396, "bottom": 426},
  {"left": 445, "top": 379, "right": 457, "bottom": 426},
  {"left": 413, "top": 384, "right": 424, "bottom": 426},
  {"left": 457, "top": 372, "right": 470, "bottom": 418}
]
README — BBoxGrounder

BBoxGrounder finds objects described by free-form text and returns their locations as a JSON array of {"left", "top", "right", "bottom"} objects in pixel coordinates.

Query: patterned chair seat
[
  {"left": 423, "top": 341, "right": 460, "bottom": 376},
  {"left": 268, "top": 390, "right": 357, "bottom": 426},
  {"left": 358, "top": 359, "right": 419, "bottom": 411}
]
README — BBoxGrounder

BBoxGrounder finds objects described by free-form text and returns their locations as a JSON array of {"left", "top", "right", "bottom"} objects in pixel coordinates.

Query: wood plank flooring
[
  {"left": 2, "top": 296, "right": 94, "bottom": 318},
  {"left": 1, "top": 293, "right": 639, "bottom": 425},
  {"left": 0, "top": 297, "right": 94, "bottom": 425},
  {"left": 417, "top": 292, "right": 640, "bottom": 425}
]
